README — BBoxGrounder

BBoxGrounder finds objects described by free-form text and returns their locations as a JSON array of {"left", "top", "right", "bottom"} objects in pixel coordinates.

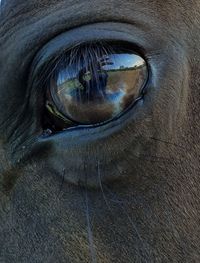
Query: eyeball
[{"left": 45, "top": 42, "right": 148, "bottom": 132}]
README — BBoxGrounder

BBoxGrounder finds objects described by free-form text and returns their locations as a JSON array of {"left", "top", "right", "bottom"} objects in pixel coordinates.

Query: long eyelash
[
  {"left": 58, "top": 42, "right": 112, "bottom": 73},
  {"left": 39, "top": 40, "right": 125, "bottom": 95}
]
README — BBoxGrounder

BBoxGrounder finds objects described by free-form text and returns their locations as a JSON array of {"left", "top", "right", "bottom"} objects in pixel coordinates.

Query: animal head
[{"left": 0, "top": 1, "right": 200, "bottom": 262}]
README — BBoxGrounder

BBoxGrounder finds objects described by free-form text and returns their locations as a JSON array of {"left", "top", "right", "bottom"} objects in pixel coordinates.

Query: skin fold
[{"left": 0, "top": 0, "right": 200, "bottom": 262}]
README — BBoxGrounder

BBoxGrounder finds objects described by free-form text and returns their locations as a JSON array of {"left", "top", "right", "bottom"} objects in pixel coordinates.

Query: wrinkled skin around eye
[{"left": 0, "top": 1, "right": 200, "bottom": 263}]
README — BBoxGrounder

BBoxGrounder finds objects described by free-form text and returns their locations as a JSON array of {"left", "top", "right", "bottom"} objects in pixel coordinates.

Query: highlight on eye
[{"left": 43, "top": 42, "right": 148, "bottom": 134}]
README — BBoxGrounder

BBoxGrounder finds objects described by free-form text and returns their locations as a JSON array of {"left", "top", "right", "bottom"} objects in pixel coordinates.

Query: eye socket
[{"left": 43, "top": 42, "right": 148, "bottom": 134}]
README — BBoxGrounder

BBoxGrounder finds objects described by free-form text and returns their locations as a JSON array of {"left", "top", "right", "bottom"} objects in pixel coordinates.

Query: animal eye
[{"left": 43, "top": 42, "right": 148, "bottom": 134}]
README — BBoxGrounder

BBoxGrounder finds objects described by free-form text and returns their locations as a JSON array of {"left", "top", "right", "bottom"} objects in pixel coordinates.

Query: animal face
[{"left": 0, "top": 1, "right": 200, "bottom": 262}]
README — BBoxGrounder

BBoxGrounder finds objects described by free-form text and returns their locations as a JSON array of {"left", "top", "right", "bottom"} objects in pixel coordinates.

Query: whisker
[
  {"left": 104, "top": 185, "right": 150, "bottom": 256},
  {"left": 56, "top": 168, "right": 65, "bottom": 198},
  {"left": 84, "top": 187, "right": 97, "bottom": 263},
  {"left": 149, "top": 136, "right": 190, "bottom": 151},
  {"left": 80, "top": 163, "right": 97, "bottom": 263},
  {"left": 97, "top": 160, "right": 113, "bottom": 212}
]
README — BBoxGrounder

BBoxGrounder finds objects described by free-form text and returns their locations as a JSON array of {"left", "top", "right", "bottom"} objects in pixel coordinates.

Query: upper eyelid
[
  {"left": 28, "top": 22, "right": 155, "bottom": 100},
  {"left": 30, "top": 23, "right": 148, "bottom": 76}
]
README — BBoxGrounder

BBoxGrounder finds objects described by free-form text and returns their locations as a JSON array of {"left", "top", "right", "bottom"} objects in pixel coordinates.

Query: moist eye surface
[{"left": 44, "top": 42, "right": 148, "bottom": 133}]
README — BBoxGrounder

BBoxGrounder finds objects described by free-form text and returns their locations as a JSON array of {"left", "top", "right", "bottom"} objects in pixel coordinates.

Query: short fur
[{"left": 0, "top": 1, "right": 200, "bottom": 262}]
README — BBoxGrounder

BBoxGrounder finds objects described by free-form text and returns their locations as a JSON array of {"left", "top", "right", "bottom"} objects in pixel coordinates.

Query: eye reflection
[{"left": 45, "top": 43, "right": 148, "bottom": 130}]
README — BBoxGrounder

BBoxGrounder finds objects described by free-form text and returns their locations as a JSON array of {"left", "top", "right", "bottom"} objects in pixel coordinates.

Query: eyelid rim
[{"left": 29, "top": 22, "right": 149, "bottom": 86}]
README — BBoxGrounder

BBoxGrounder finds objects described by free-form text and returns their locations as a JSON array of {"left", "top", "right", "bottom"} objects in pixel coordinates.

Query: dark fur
[{"left": 0, "top": 0, "right": 200, "bottom": 262}]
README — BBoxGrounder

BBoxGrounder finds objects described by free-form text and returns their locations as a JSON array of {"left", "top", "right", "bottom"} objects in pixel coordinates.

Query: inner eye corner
[{"left": 41, "top": 40, "right": 149, "bottom": 136}]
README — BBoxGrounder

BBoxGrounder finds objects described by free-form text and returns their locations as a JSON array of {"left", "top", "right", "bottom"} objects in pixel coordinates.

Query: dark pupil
[{"left": 46, "top": 43, "right": 147, "bottom": 130}]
